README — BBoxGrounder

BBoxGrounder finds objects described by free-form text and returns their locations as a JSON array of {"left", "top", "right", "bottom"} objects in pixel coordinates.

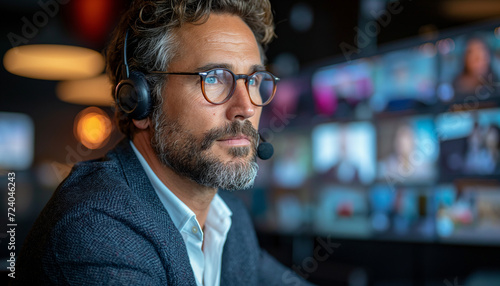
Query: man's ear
[{"left": 132, "top": 118, "right": 150, "bottom": 129}]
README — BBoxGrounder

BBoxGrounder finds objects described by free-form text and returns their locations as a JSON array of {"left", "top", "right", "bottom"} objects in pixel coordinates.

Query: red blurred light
[{"left": 71, "top": 0, "right": 116, "bottom": 44}]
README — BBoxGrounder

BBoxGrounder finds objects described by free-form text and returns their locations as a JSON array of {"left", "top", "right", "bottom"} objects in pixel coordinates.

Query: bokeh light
[
  {"left": 74, "top": 107, "right": 112, "bottom": 150},
  {"left": 3, "top": 44, "right": 104, "bottom": 80}
]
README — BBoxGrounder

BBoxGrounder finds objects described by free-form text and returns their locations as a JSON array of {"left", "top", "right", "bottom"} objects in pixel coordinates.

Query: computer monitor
[
  {"left": 376, "top": 115, "right": 439, "bottom": 185},
  {"left": 313, "top": 185, "right": 371, "bottom": 238},
  {"left": 437, "top": 29, "right": 500, "bottom": 102},
  {"left": 370, "top": 47, "right": 437, "bottom": 111},
  {"left": 369, "top": 184, "right": 434, "bottom": 241},
  {"left": 312, "top": 58, "right": 374, "bottom": 116},
  {"left": 437, "top": 108, "right": 500, "bottom": 180},
  {"left": 312, "top": 121, "right": 376, "bottom": 185},
  {"left": 0, "top": 112, "right": 34, "bottom": 170},
  {"left": 435, "top": 183, "right": 500, "bottom": 245}
]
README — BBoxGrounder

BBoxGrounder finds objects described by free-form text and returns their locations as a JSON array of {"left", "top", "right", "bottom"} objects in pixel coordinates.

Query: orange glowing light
[
  {"left": 57, "top": 74, "right": 114, "bottom": 106},
  {"left": 74, "top": 107, "right": 112, "bottom": 149},
  {"left": 3, "top": 45, "right": 104, "bottom": 80}
]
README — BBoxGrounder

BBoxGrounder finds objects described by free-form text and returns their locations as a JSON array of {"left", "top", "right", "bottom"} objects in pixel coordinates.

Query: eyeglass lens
[{"left": 203, "top": 69, "right": 275, "bottom": 105}]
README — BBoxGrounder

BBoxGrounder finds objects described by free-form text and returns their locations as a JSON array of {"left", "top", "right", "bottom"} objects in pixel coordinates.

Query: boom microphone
[{"left": 257, "top": 134, "right": 274, "bottom": 160}]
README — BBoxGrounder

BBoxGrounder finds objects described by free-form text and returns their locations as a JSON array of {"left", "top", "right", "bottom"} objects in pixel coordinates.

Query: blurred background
[{"left": 1, "top": 0, "right": 500, "bottom": 285}]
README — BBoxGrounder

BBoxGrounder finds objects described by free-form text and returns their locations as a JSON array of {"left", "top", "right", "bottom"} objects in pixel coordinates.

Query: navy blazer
[{"left": 15, "top": 140, "right": 313, "bottom": 285}]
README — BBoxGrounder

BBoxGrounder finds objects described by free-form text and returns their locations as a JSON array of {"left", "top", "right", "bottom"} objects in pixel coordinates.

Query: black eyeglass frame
[{"left": 148, "top": 68, "right": 280, "bottom": 106}]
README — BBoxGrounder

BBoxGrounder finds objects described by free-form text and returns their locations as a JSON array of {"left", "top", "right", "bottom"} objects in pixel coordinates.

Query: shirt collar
[{"left": 206, "top": 191, "right": 233, "bottom": 234}]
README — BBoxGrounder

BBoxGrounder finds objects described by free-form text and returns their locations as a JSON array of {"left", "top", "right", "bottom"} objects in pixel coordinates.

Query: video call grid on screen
[{"left": 247, "top": 21, "right": 500, "bottom": 244}]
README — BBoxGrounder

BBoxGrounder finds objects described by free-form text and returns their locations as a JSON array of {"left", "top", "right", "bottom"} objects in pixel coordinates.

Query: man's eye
[
  {"left": 248, "top": 77, "right": 260, "bottom": 86},
  {"left": 205, "top": 76, "right": 219, "bottom": 84}
]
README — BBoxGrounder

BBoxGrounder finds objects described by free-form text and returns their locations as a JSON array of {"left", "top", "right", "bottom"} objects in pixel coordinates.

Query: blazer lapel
[{"left": 110, "top": 140, "right": 197, "bottom": 285}]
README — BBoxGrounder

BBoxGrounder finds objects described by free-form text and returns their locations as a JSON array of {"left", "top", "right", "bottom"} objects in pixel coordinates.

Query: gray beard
[{"left": 150, "top": 111, "right": 259, "bottom": 191}]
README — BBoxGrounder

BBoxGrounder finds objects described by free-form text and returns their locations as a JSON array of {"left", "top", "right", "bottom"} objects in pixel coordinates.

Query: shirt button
[{"left": 191, "top": 226, "right": 198, "bottom": 234}]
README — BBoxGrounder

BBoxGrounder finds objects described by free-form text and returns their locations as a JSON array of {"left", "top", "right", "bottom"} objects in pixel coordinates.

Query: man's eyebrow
[
  {"left": 250, "top": 64, "right": 267, "bottom": 73},
  {"left": 194, "top": 63, "right": 232, "bottom": 72},
  {"left": 194, "top": 63, "right": 267, "bottom": 74}
]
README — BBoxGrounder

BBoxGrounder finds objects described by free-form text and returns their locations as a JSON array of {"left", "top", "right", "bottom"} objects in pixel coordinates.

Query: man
[{"left": 15, "top": 0, "right": 313, "bottom": 285}]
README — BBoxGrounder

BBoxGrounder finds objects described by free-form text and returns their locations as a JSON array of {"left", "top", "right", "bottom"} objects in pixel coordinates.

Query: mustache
[{"left": 200, "top": 120, "right": 259, "bottom": 151}]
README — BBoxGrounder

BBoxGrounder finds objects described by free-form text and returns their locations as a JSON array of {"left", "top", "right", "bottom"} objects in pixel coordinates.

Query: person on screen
[
  {"left": 15, "top": 1, "right": 314, "bottom": 285},
  {"left": 463, "top": 123, "right": 487, "bottom": 174},
  {"left": 484, "top": 125, "right": 500, "bottom": 173},
  {"left": 325, "top": 125, "right": 359, "bottom": 183},
  {"left": 464, "top": 123, "right": 500, "bottom": 175},
  {"left": 379, "top": 122, "right": 433, "bottom": 182},
  {"left": 453, "top": 37, "right": 497, "bottom": 96}
]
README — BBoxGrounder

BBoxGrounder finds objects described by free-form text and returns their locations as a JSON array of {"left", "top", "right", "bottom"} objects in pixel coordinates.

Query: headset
[{"left": 115, "top": 29, "right": 152, "bottom": 120}]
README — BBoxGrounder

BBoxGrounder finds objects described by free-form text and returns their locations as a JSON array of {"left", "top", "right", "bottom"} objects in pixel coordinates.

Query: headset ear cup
[{"left": 115, "top": 70, "right": 152, "bottom": 120}]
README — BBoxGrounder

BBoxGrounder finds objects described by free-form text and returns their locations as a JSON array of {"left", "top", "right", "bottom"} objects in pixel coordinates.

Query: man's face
[{"left": 151, "top": 13, "right": 264, "bottom": 190}]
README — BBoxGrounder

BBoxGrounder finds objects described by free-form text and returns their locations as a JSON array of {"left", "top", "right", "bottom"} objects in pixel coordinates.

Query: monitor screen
[
  {"left": 369, "top": 185, "right": 435, "bottom": 241},
  {"left": 0, "top": 112, "right": 34, "bottom": 170},
  {"left": 376, "top": 115, "right": 439, "bottom": 184},
  {"left": 370, "top": 47, "right": 437, "bottom": 111},
  {"left": 437, "top": 108, "right": 500, "bottom": 180},
  {"left": 435, "top": 183, "right": 500, "bottom": 245},
  {"left": 312, "top": 58, "right": 374, "bottom": 116},
  {"left": 312, "top": 121, "right": 376, "bottom": 185},
  {"left": 437, "top": 29, "right": 500, "bottom": 102},
  {"left": 313, "top": 185, "right": 371, "bottom": 238},
  {"left": 271, "top": 130, "right": 313, "bottom": 189}
]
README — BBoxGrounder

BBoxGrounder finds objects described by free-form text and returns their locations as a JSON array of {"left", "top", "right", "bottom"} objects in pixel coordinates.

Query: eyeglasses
[{"left": 149, "top": 68, "right": 279, "bottom": 106}]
